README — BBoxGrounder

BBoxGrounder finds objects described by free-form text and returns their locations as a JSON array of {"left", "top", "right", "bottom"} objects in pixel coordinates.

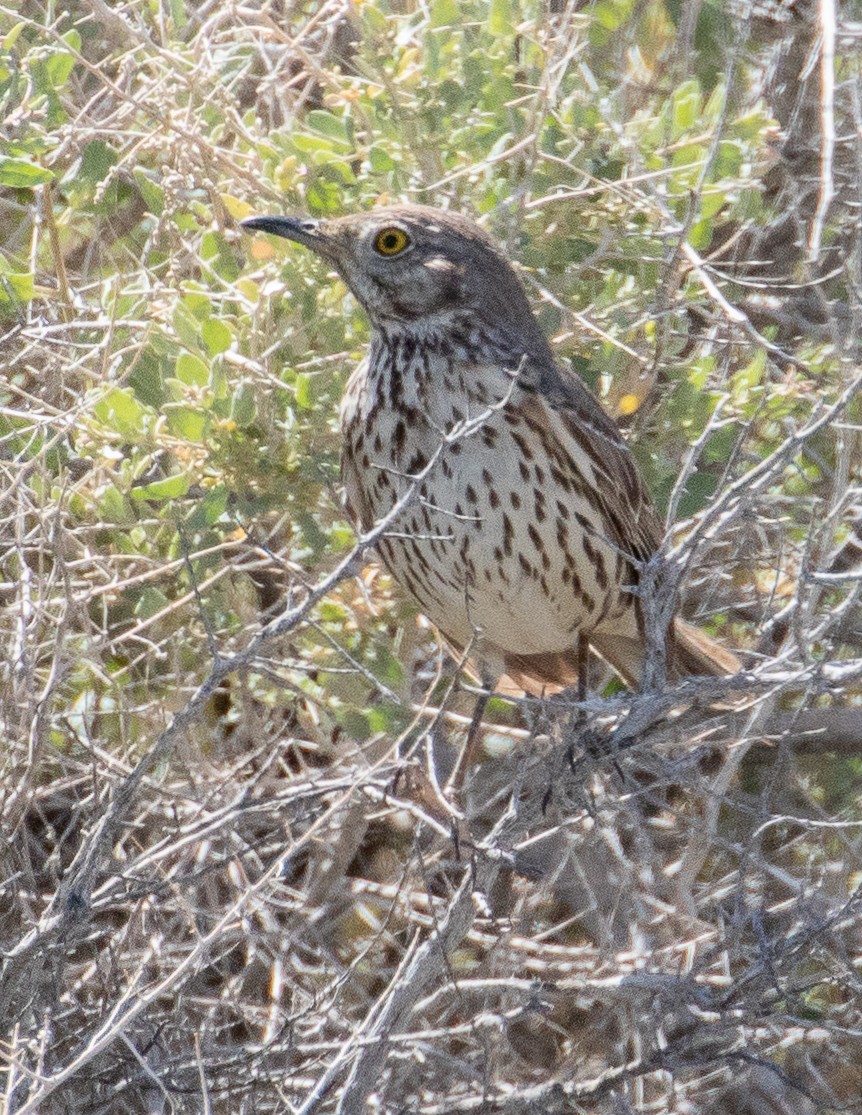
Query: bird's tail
[
  {"left": 589, "top": 618, "right": 739, "bottom": 689},
  {"left": 671, "top": 617, "right": 741, "bottom": 678}
]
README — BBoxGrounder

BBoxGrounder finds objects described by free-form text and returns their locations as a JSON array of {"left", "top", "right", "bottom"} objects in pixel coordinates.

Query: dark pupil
[{"left": 383, "top": 234, "right": 399, "bottom": 250}]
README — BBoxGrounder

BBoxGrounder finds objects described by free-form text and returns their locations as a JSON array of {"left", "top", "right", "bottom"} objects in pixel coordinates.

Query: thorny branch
[{"left": 3, "top": 3, "right": 862, "bottom": 1113}]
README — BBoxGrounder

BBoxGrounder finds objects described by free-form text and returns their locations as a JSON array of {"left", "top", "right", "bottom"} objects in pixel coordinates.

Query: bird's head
[{"left": 242, "top": 204, "right": 550, "bottom": 354}]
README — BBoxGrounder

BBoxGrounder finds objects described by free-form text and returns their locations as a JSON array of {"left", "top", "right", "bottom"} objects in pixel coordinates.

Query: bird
[{"left": 242, "top": 205, "right": 739, "bottom": 697}]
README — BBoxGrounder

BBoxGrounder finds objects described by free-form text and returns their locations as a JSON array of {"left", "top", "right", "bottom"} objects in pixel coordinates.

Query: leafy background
[{"left": 1, "top": 1, "right": 862, "bottom": 1112}]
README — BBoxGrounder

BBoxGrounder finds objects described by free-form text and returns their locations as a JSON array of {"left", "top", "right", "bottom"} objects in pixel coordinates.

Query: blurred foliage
[{"left": 1, "top": 0, "right": 861, "bottom": 1111}]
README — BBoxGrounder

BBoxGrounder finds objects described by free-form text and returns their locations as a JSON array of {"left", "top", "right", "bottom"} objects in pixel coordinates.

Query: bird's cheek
[
  {"left": 414, "top": 268, "right": 463, "bottom": 314},
  {"left": 336, "top": 265, "right": 377, "bottom": 311}
]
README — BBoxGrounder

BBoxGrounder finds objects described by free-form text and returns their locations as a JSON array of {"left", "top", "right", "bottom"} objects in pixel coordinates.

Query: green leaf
[
  {"left": 128, "top": 348, "right": 168, "bottom": 408},
  {"left": 704, "top": 424, "right": 739, "bottom": 465},
  {"left": 295, "top": 373, "right": 313, "bottom": 409},
  {"left": 134, "top": 586, "right": 171, "bottom": 619},
  {"left": 487, "top": 0, "right": 512, "bottom": 34},
  {"left": 0, "top": 158, "right": 53, "bottom": 188},
  {"left": 329, "top": 524, "right": 356, "bottom": 550},
  {"left": 168, "top": 0, "right": 187, "bottom": 32},
  {"left": 369, "top": 146, "right": 396, "bottom": 172},
  {"left": 201, "top": 318, "right": 232, "bottom": 355},
  {"left": 230, "top": 382, "right": 256, "bottom": 427},
  {"left": 318, "top": 602, "right": 347, "bottom": 623},
  {"left": 671, "top": 79, "right": 701, "bottom": 139},
  {"left": 0, "top": 270, "right": 34, "bottom": 307},
  {"left": 296, "top": 509, "right": 328, "bottom": 557},
  {"left": 176, "top": 352, "right": 210, "bottom": 387},
  {"left": 164, "top": 404, "right": 208, "bottom": 441},
  {"left": 172, "top": 301, "right": 202, "bottom": 350},
  {"left": 715, "top": 140, "right": 743, "bottom": 178},
  {"left": 99, "top": 485, "right": 134, "bottom": 525},
  {"left": 732, "top": 348, "right": 766, "bottom": 403},
  {"left": 185, "top": 485, "right": 229, "bottom": 529},
  {"left": 688, "top": 218, "right": 713, "bottom": 250},
  {"left": 181, "top": 289, "right": 212, "bottom": 319},
  {"left": 306, "top": 177, "right": 341, "bottom": 212},
  {"left": 430, "top": 0, "right": 458, "bottom": 26},
  {"left": 200, "top": 232, "right": 242, "bottom": 282},
  {"left": 3, "top": 21, "right": 26, "bottom": 50},
  {"left": 325, "top": 159, "right": 357, "bottom": 185},
  {"left": 292, "top": 134, "right": 336, "bottom": 155},
  {"left": 734, "top": 111, "right": 768, "bottom": 140},
  {"left": 45, "top": 48, "right": 75, "bottom": 88},
  {"left": 306, "top": 110, "right": 351, "bottom": 146},
  {"left": 77, "top": 140, "right": 118, "bottom": 185},
  {"left": 703, "top": 81, "right": 727, "bottom": 123},
  {"left": 592, "top": 0, "right": 633, "bottom": 31},
  {"left": 700, "top": 191, "right": 726, "bottom": 220},
  {"left": 677, "top": 469, "right": 719, "bottom": 518},
  {"left": 93, "top": 388, "right": 149, "bottom": 438},
  {"left": 130, "top": 473, "right": 191, "bottom": 500},
  {"left": 133, "top": 169, "right": 165, "bottom": 215}
]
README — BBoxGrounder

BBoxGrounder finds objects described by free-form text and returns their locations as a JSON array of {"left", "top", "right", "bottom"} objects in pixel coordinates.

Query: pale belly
[{"left": 343, "top": 396, "right": 631, "bottom": 661}]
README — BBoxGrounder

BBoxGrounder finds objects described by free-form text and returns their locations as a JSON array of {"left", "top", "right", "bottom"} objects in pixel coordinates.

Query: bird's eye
[{"left": 374, "top": 228, "right": 411, "bottom": 256}]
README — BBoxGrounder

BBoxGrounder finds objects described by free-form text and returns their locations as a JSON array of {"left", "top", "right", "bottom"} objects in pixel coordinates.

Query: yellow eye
[{"left": 374, "top": 228, "right": 411, "bottom": 256}]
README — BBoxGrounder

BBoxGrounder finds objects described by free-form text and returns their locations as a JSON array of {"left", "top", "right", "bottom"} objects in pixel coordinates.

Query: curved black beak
[{"left": 241, "top": 215, "right": 330, "bottom": 255}]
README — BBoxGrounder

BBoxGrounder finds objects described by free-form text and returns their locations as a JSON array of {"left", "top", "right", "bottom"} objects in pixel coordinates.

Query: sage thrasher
[{"left": 243, "top": 205, "right": 738, "bottom": 695}]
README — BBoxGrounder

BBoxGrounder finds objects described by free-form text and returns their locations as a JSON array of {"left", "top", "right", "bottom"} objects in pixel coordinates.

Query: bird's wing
[
  {"left": 520, "top": 356, "right": 665, "bottom": 566},
  {"left": 340, "top": 443, "right": 375, "bottom": 533}
]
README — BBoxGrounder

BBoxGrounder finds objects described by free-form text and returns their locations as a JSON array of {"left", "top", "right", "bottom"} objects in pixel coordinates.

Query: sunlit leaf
[
  {"left": 163, "top": 404, "right": 208, "bottom": 441},
  {"left": 202, "top": 319, "right": 232, "bottom": 355},
  {"left": 0, "top": 158, "right": 53, "bottom": 187},
  {"left": 130, "top": 472, "right": 191, "bottom": 500},
  {"left": 176, "top": 352, "right": 210, "bottom": 387}
]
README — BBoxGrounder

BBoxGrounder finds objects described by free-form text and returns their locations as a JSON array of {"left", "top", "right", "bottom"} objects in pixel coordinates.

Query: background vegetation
[{"left": 2, "top": 0, "right": 862, "bottom": 1111}]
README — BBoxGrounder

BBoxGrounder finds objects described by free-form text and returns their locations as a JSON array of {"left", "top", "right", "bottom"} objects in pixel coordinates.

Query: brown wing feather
[
  {"left": 521, "top": 359, "right": 664, "bottom": 565},
  {"left": 340, "top": 442, "right": 375, "bottom": 533},
  {"left": 520, "top": 358, "right": 738, "bottom": 683}
]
